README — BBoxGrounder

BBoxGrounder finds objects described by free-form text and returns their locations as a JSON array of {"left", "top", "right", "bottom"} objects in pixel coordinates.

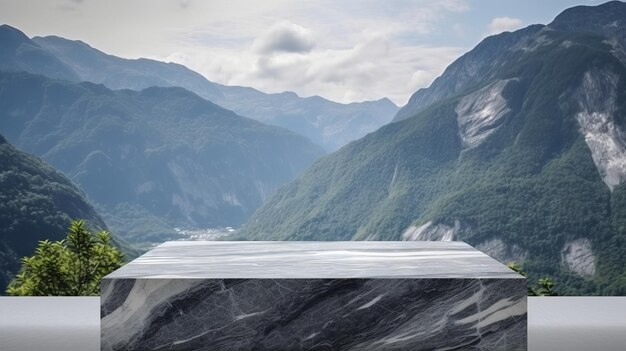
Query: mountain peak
[
  {"left": 0, "top": 24, "right": 32, "bottom": 50},
  {"left": 552, "top": 0, "right": 626, "bottom": 22},
  {"left": 35, "top": 35, "right": 87, "bottom": 47},
  {"left": 0, "top": 24, "right": 79, "bottom": 81},
  {"left": 33, "top": 34, "right": 128, "bottom": 60},
  {"left": 393, "top": 23, "right": 544, "bottom": 122},
  {"left": 0, "top": 24, "right": 26, "bottom": 35},
  {"left": 549, "top": 1, "right": 626, "bottom": 32},
  {"left": 376, "top": 97, "right": 397, "bottom": 107},
  {"left": 351, "top": 97, "right": 398, "bottom": 108}
]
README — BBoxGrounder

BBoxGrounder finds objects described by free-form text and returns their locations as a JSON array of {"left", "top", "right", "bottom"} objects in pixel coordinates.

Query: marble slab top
[{"left": 105, "top": 241, "right": 522, "bottom": 279}]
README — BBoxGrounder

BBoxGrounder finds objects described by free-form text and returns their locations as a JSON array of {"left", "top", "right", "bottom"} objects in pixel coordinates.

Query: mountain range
[
  {"left": 3, "top": 1, "right": 626, "bottom": 296},
  {"left": 241, "top": 1, "right": 626, "bottom": 295},
  {"left": 0, "top": 24, "right": 398, "bottom": 151},
  {"left": 0, "top": 70, "right": 323, "bottom": 246}
]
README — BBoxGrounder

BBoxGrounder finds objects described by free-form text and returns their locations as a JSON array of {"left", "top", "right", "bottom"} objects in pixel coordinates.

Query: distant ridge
[{"left": 0, "top": 25, "right": 398, "bottom": 151}]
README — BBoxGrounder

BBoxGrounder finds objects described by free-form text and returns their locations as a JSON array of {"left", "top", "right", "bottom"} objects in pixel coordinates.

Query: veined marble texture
[
  {"left": 101, "top": 242, "right": 527, "bottom": 351},
  {"left": 103, "top": 241, "right": 520, "bottom": 279}
]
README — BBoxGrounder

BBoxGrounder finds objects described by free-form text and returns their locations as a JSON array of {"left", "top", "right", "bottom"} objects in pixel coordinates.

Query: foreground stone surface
[{"left": 100, "top": 241, "right": 527, "bottom": 350}]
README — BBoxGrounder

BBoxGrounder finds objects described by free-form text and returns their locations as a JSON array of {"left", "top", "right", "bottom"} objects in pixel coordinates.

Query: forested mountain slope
[
  {"left": 0, "top": 71, "right": 323, "bottom": 246},
  {"left": 0, "top": 134, "right": 108, "bottom": 291},
  {"left": 242, "top": 1, "right": 626, "bottom": 295}
]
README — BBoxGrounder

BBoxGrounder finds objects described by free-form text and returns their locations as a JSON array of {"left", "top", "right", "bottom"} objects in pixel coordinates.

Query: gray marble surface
[
  {"left": 100, "top": 241, "right": 526, "bottom": 350},
  {"left": 101, "top": 278, "right": 527, "bottom": 350},
  {"left": 105, "top": 241, "right": 522, "bottom": 279},
  {"left": 2, "top": 297, "right": 625, "bottom": 351}
]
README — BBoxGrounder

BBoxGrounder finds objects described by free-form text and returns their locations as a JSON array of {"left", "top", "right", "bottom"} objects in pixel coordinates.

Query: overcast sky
[{"left": 0, "top": 0, "right": 608, "bottom": 105}]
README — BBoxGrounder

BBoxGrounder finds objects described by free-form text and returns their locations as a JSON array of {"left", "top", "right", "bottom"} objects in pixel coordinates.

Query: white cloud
[
  {"left": 487, "top": 16, "right": 523, "bottom": 35},
  {"left": 253, "top": 21, "right": 315, "bottom": 54},
  {"left": 166, "top": 28, "right": 461, "bottom": 105},
  {"left": 159, "top": 0, "right": 470, "bottom": 105}
]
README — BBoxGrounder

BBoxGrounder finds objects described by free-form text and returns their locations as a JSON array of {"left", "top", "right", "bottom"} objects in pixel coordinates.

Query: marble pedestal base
[{"left": 101, "top": 241, "right": 527, "bottom": 351}]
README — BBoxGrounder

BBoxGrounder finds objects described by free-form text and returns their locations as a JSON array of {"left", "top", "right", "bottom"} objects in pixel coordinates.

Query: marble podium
[{"left": 100, "top": 241, "right": 527, "bottom": 351}]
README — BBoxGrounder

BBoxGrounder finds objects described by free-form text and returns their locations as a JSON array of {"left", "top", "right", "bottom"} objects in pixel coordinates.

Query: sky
[{"left": 0, "top": 0, "right": 609, "bottom": 105}]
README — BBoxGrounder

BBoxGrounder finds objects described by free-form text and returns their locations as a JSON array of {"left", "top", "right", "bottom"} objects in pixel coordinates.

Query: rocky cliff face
[
  {"left": 571, "top": 67, "right": 626, "bottom": 190},
  {"left": 455, "top": 79, "right": 515, "bottom": 149},
  {"left": 402, "top": 221, "right": 460, "bottom": 241}
]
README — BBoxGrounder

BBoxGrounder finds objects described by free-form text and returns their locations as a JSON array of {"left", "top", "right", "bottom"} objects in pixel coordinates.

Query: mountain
[
  {"left": 207, "top": 86, "right": 398, "bottom": 150},
  {"left": 395, "top": 1, "right": 626, "bottom": 123},
  {"left": 0, "top": 71, "right": 323, "bottom": 246},
  {"left": 0, "top": 24, "right": 78, "bottom": 81},
  {"left": 0, "top": 133, "right": 107, "bottom": 291},
  {"left": 30, "top": 35, "right": 224, "bottom": 102},
  {"left": 393, "top": 24, "right": 544, "bottom": 122},
  {"left": 24, "top": 32, "right": 397, "bottom": 151},
  {"left": 241, "top": 1, "right": 626, "bottom": 295}
]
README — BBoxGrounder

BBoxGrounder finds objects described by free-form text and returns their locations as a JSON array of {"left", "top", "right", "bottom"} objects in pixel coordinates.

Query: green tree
[
  {"left": 6, "top": 220, "right": 124, "bottom": 296},
  {"left": 507, "top": 262, "right": 559, "bottom": 296}
]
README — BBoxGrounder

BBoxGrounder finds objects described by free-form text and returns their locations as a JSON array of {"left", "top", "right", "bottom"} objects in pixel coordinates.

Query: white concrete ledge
[{"left": 1, "top": 297, "right": 625, "bottom": 350}]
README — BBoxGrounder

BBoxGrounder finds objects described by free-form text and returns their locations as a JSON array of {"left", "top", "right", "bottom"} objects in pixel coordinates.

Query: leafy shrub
[{"left": 6, "top": 220, "right": 124, "bottom": 296}]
